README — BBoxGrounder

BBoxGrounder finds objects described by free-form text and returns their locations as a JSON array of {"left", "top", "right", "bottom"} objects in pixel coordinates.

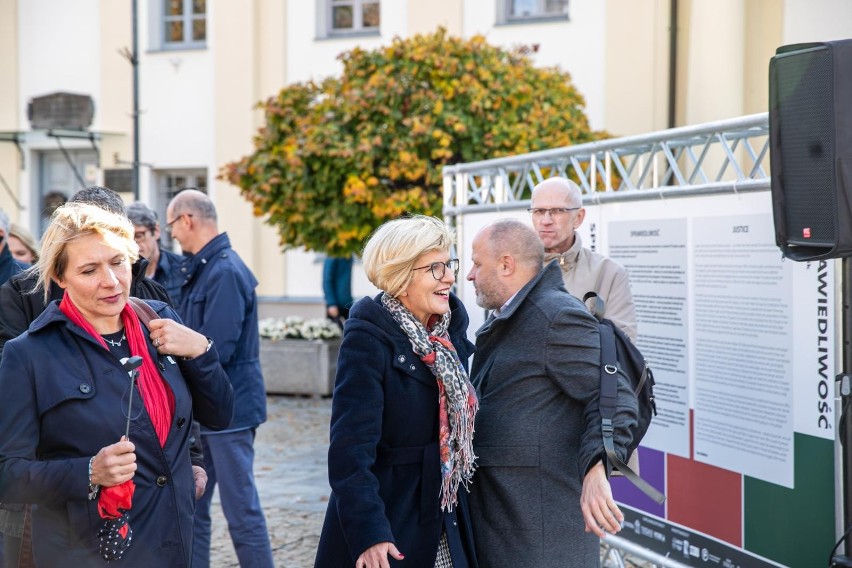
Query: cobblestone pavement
[
  {"left": 209, "top": 395, "right": 331, "bottom": 567},
  {"left": 207, "top": 396, "right": 654, "bottom": 568}
]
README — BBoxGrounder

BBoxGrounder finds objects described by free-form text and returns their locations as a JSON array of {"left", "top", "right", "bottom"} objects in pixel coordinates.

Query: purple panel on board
[{"left": 611, "top": 446, "right": 665, "bottom": 518}]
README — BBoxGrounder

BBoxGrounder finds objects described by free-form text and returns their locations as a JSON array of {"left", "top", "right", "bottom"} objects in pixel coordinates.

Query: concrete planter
[{"left": 260, "top": 338, "right": 341, "bottom": 396}]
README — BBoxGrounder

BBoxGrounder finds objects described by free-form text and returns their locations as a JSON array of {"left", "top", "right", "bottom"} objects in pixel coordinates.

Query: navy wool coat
[
  {"left": 0, "top": 300, "right": 234, "bottom": 567},
  {"left": 315, "top": 293, "right": 478, "bottom": 568},
  {"left": 177, "top": 233, "right": 266, "bottom": 431}
]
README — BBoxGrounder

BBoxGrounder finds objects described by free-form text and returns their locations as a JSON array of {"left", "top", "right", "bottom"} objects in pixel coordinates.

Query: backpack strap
[
  {"left": 583, "top": 291, "right": 606, "bottom": 321},
  {"left": 599, "top": 322, "right": 666, "bottom": 504},
  {"left": 128, "top": 297, "right": 160, "bottom": 329}
]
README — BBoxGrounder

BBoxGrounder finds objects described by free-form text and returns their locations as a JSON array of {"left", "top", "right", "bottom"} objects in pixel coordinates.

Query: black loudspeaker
[{"left": 769, "top": 39, "right": 852, "bottom": 261}]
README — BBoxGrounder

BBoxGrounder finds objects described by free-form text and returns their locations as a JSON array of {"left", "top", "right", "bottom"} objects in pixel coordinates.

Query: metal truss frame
[{"left": 442, "top": 113, "right": 770, "bottom": 217}]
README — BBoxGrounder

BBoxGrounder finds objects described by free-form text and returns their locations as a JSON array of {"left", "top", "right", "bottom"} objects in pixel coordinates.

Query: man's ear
[
  {"left": 574, "top": 208, "right": 586, "bottom": 228},
  {"left": 152, "top": 225, "right": 161, "bottom": 240},
  {"left": 499, "top": 254, "right": 516, "bottom": 276}
]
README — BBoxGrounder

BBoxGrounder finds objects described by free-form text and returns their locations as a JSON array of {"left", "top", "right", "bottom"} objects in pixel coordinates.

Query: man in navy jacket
[{"left": 166, "top": 189, "right": 273, "bottom": 568}]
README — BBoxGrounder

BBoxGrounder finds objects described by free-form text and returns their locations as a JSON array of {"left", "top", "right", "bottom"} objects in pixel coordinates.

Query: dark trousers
[{"left": 191, "top": 429, "right": 274, "bottom": 568}]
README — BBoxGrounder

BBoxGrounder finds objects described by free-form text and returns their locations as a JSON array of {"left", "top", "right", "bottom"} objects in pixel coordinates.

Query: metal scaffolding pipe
[{"left": 602, "top": 534, "right": 692, "bottom": 568}]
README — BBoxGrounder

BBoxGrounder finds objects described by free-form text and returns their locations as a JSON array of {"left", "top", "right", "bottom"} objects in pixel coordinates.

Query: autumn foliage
[{"left": 222, "top": 28, "right": 598, "bottom": 256}]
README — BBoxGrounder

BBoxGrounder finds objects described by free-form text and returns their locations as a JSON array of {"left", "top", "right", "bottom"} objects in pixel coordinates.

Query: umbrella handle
[{"left": 122, "top": 356, "right": 144, "bottom": 441}]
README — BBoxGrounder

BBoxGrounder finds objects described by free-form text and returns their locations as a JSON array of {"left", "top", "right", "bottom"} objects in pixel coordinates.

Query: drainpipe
[
  {"left": 668, "top": 0, "right": 678, "bottom": 129},
  {"left": 132, "top": 0, "right": 140, "bottom": 200}
]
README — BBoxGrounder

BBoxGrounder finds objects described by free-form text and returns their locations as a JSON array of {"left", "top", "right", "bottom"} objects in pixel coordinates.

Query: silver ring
[{"left": 154, "top": 337, "right": 160, "bottom": 347}]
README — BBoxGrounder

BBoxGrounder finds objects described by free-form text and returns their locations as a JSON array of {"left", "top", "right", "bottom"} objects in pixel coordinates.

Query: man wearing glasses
[
  {"left": 127, "top": 202, "right": 187, "bottom": 306},
  {"left": 165, "top": 189, "right": 274, "bottom": 568},
  {"left": 529, "top": 177, "right": 637, "bottom": 342}
]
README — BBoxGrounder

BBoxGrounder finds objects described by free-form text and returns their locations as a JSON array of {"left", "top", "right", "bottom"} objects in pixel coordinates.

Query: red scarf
[{"left": 59, "top": 293, "right": 175, "bottom": 445}]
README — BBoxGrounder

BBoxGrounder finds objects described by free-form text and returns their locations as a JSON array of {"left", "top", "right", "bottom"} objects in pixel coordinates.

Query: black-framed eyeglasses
[
  {"left": 165, "top": 214, "right": 192, "bottom": 234},
  {"left": 411, "top": 259, "right": 460, "bottom": 280},
  {"left": 527, "top": 207, "right": 581, "bottom": 218}
]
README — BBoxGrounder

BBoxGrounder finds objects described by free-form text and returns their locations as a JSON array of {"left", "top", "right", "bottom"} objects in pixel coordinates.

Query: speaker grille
[{"left": 774, "top": 47, "right": 835, "bottom": 245}]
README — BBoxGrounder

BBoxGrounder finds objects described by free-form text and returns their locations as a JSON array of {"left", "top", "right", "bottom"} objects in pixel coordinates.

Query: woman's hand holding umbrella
[{"left": 90, "top": 438, "right": 137, "bottom": 488}]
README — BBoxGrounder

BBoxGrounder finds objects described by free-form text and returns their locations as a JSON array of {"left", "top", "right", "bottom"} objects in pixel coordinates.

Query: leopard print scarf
[{"left": 382, "top": 294, "right": 478, "bottom": 511}]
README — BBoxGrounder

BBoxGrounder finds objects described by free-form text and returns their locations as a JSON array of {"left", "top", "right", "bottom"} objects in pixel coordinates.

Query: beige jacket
[{"left": 543, "top": 233, "right": 637, "bottom": 342}]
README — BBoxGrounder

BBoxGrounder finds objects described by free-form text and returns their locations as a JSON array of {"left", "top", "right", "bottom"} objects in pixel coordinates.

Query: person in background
[
  {"left": 322, "top": 255, "right": 353, "bottom": 328},
  {"left": 166, "top": 189, "right": 273, "bottom": 568},
  {"left": 530, "top": 177, "right": 637, "bottom": 342},
  {"left": 0, "top": 211, "right": 28, "bottom": 285},
  {"left": 126, "top": 202, "right": 186, "bottom": 306},
  {"left": 0, "top": 202, "right": 234, "bottom": 566},
  {"left": 315, "top": 215, "right": 479, "bottom": 568},
  {"left": 7, "top": 224, "right": 38, "bottom": 265},
  {"left": 465, "top": 219, "right": 637, "bottom": 568}
]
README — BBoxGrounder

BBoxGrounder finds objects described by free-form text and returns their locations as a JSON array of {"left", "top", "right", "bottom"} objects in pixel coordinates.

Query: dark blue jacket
[
  {"left": 314, "top": 293, "right": 478, "bottom": 568},
  {"left": 322, "top": 256, "right": 353, "bottom": 309},
  {"left": 177, "top": 233, "right": 266, "bottom": 431},
  {"left": 0, "top": 300, "right": 234, "bottom": 567},
  {"left": 0, "top": 243, "right": 26, "bottom": 286},
  {"left": 153, "top": 248, "right": 187, "bottom": 308}
]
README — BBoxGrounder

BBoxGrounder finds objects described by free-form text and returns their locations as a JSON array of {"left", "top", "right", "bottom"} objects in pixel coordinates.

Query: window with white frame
[
  {"left": 163, "top": 0, "right": 206, "bottom": 49},
  {"left": 328, "top": 0, "right": 380, "bottom": 34},
  {"left": 504, "top": 0, "right": 569, "bottom": 21}
]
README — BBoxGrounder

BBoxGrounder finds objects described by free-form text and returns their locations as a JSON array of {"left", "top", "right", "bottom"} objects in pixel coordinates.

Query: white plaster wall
[
  {"left": 285, "top": 0, "right": 408, "bottom": 83},
  {"left": 461, "top": 0, "right": 607, "bottom": 130},
  {"left": 783, "top": 0, "right": 852, "bottom": 44},
  {"left": 18, "top": 0, "right": 101, "bottom": 128},
  {"left": 137, "top": 5, "right": 213, "bottom": 173}
]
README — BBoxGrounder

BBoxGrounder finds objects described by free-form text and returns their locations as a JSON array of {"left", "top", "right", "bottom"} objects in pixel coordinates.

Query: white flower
[{"left": 259, "top": 316, "right": 342, "bottom": 341}]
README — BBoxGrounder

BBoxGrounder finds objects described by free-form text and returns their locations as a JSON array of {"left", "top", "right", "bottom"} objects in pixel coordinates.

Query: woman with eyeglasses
[
  {"left": 315, "top": 215, "right": 479, "bottom": 568},
  {"left": 0, "top": 203, "right": 234, "bottom": 567}
]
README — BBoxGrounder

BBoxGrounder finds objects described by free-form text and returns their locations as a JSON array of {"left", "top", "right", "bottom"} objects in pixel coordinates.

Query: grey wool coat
[{"left": 468, "top": 262, "right": 638, "bottom": 568}]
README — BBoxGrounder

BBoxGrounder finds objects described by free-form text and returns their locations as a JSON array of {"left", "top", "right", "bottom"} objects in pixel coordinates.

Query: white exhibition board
[{"left": 456, "top": 189, "right": 836, "bottom": 490}]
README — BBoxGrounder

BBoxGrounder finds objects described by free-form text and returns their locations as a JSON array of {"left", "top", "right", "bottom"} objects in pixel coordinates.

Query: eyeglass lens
[{"left": 430, "top": 259, "right": 460, "bottom": 279}]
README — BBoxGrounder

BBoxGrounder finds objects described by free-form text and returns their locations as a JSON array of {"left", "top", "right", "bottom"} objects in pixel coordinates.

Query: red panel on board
[{"left": 667, "top": 410, "right": 742, "bottom": 547}]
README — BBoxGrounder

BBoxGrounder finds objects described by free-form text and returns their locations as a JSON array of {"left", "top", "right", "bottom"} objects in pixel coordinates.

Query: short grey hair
[
  {"left": 488, "top": 219, "right": 544, "bottom": 270},
  {"left": 171, "top": 189, "right": 217, "bottom": 222},
  {"left": 362, "top": 215, "right": 455, "bottom": 297},
  {"left": 127, "top": 202, "right": 159, "bottom": 231}
]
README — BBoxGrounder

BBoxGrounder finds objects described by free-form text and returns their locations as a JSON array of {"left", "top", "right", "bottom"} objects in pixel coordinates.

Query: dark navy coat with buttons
[
  {"left": 176, "top": 233, "right": 266, "bottom": 431},
  {"left": 314, "top": 293, "right": 479, "bottom": 568},
  {"left": 0, "top": 300, "right": 234, "bottom": 567}
]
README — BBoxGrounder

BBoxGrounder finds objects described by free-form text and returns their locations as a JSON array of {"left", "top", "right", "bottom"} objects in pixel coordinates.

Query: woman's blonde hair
[
  {"left": 37, "top": 202, "right": 139, "bottom": 302},
  {"left": 362, "top": 215, "right": 455, "bottom": 297},
  {"left": 8, "top": 223, "right": 39, "bottom": 262}
]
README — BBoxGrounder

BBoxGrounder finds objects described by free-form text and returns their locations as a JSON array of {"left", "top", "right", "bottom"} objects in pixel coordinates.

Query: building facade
[{"left": 0, "top": 0, "right": 850, "bottom": 300}]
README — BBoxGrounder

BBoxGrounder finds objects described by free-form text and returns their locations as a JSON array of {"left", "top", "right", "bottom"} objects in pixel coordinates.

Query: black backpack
[{"left": 583, "top": 292, "right": 665, "bottom": 504}]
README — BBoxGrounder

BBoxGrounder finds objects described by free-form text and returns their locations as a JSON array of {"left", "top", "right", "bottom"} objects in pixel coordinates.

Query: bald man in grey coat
[{"left": 466, "top": 219, "right": 637, "bottom": 567}]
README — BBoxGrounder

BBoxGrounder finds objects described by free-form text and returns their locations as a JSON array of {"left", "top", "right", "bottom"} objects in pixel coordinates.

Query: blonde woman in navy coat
[
  {"left": 0, "top": 203, "right": 233, "bottom": 566},
  {"left": 315, "top": 216, "right": 479, "bottom": 568}
]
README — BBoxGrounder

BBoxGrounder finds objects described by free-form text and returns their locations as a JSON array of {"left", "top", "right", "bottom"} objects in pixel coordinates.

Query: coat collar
[
  {"left": 475, "top": 261, "right": 563, "bottom": 336},
  {"left": 181, "top": 233, "right": 230, "bottom": 284},
  {"left": 542, "top": 232, "right": 583, "bottom": 271},
  {"left": 348, "top": 291, "right": 470, "bottom": 340}
]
